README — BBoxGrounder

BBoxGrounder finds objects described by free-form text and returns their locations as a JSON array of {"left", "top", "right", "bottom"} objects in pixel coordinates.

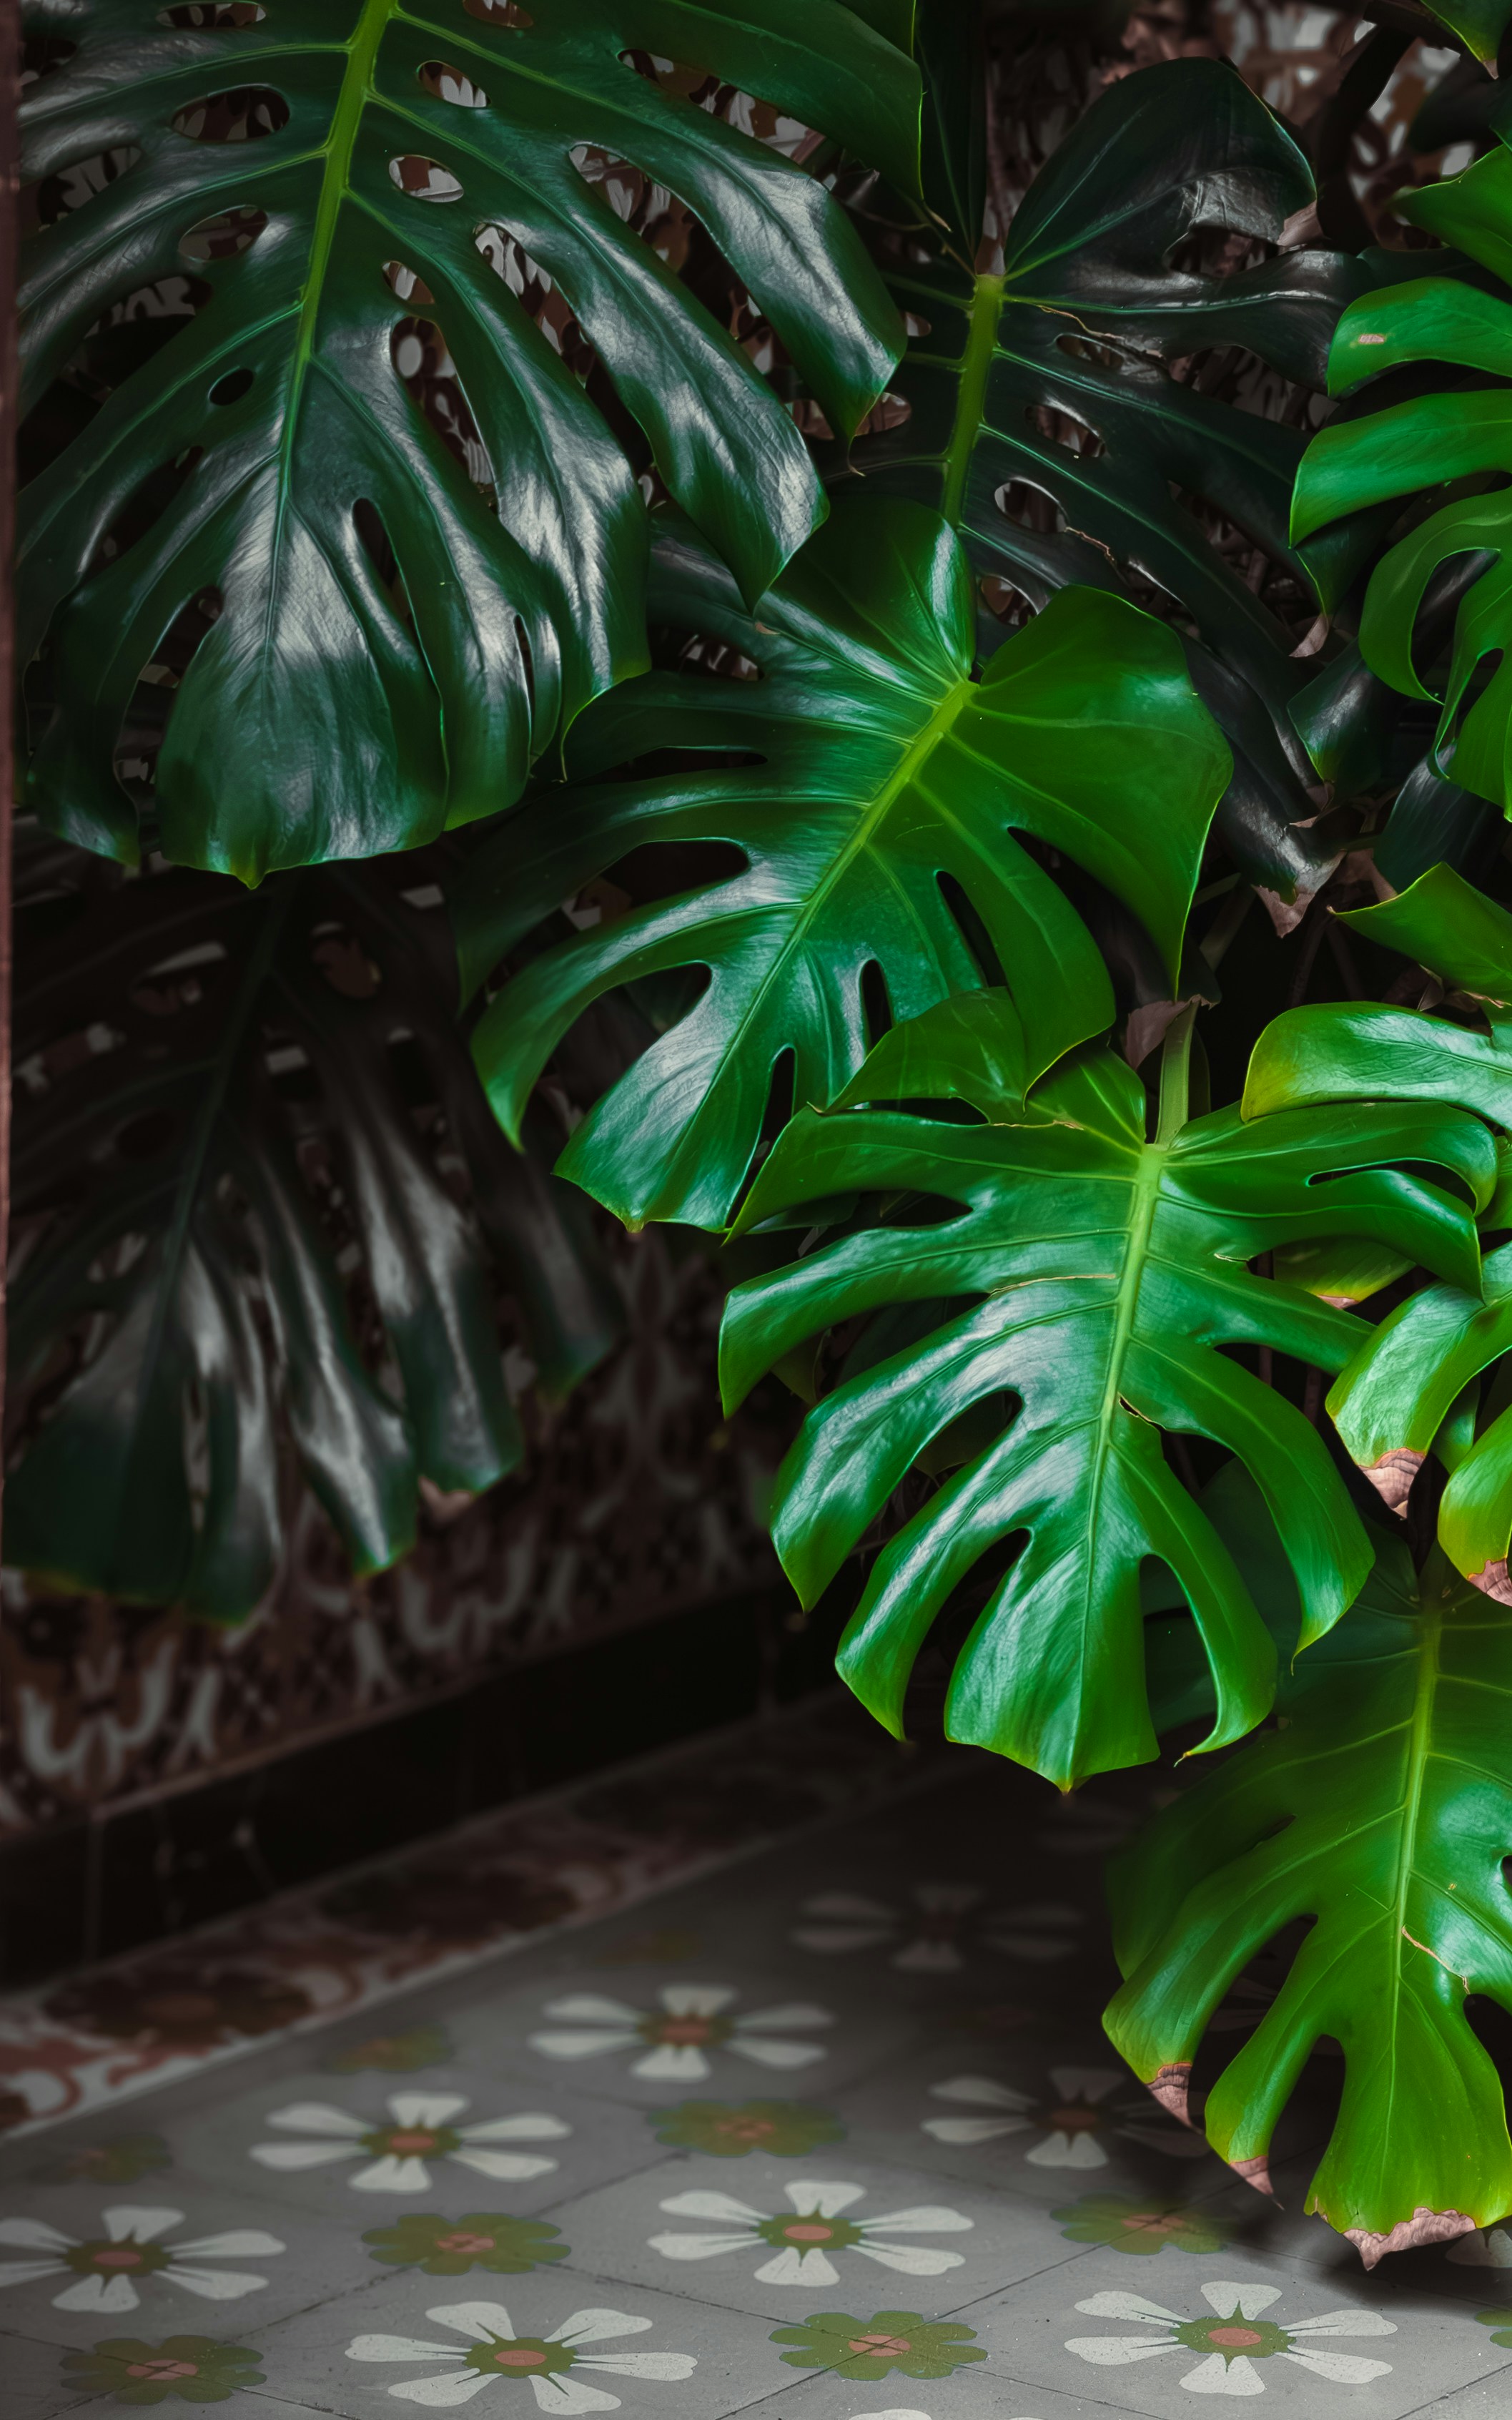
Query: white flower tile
[{"left": 546, "top": 2150, "right": 1077, "bottom": 2323}]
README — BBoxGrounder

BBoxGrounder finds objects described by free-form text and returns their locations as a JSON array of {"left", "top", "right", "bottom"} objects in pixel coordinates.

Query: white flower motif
[
  {"left": 791, "top": 1886, "right": 1080, "bottom": 1970},
  {"left": 1448, "top": 2227, "right": 1512, "bottom": 2266},
  {"left": 1067, "top": 2280, "right": 1395, "bottom": 2395},
  {"left": 346, "top": 2298, "right": 697, "bottom": 2410},
  {"left": 0, "top": 2204, "right": 284, "bottom": 2313},
  {"left": 527, "top": 1984, "right": 832, "bottom": 2081},
  {"left": 250, "top": 2093, "right": 569, "bottom": 2194},
  {"left": 650, "top": 2178, "right": 972, "bottom": 2286},
  {"left": 923, "top": 2067, "right": 1208, "bottom": 2170}
]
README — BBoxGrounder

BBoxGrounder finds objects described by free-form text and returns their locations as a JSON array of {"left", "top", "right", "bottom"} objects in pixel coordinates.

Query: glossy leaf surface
[
  {"left": 718, "top": 1002, "right": 1492, "bottom": 1785},
  {"left": 460, "top": 499, "right": 1230, "bottom": 1230},
  {"left": 19, "top": 0, "right": 916, "bottom": 876},
  {"left": 1293, "top": 142, "right": 1512, "bottom": 814},
  {"left": 1107, "top": 1544, "right": 1512, "bottom": 2266},
  {"left": 6, "top": 843, "right": 622, "bottom": 1619},
  {"left": 852, "top": 55, "right": 1364, "bottom": 898}
]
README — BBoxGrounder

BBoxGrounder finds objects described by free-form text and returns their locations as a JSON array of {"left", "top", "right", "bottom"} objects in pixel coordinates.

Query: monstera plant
[{"left": 24, "top": 0, "right": 1512, "bottom": 2268}]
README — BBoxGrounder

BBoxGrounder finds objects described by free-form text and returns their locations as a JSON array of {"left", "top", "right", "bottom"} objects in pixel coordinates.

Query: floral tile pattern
[
  {"left": 770, "top": 2311, "right": 987, "bottom": 2381},
  {"left": 0, "top": 2204, "right": 285, "bottom": 2312},
  {"left": 364, "top": 2215, "right": 570, "bottom": 2277},
  {"left": 791, "top": 1887, "right": 1082, "bottom": 1972},
  {"left": 922, "top": 2066, "right": 1208, "bottom": 2170},
  {"left": 647, "top": 2100, "right": 844, "bottom": 2158},
  {"left": 528, "top": 1987, "right": 833, "bottom": 2082},
  {"left": 2, "top": 1699, "right": 1508, "bottom": 2419},
  {"left": 1066, "top": 2278, "right": 1397, "bottom": 2395},
  {"left": 345, "top": 2299, "right": 697, "bottom": 2411},
  {"left": 250, "top": 2094, "right": 569, "bottom": 2194},
  {"left": 60, "top": 2333, "right": 267, "bottom": 2404},
  {"left": 650, "top": 2178, "right": 972, "bottom": 2286}
]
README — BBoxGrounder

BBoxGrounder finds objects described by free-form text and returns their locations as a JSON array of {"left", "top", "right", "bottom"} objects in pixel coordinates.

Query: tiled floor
[{"left": 4, "top": 1703, "right": 1512, "bottom": 2416}]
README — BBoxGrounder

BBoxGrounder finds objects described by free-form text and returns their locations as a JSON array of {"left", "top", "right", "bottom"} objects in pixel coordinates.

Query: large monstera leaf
[
  {"left": 1247, "top": 861, "right": 1512, "bottom": 1588},
  {"left": 849, "top": 56, "right": 1367, "bottom": 900},
  {"left": 1292, "top": 138, "right": 1512, "bottom": 817},
  {"left": 19, "top": 0, "right": 917, "bottom": 877},
  {"left": 1106, "top": 1538, "right": 1512, "bottom": 2266},
  {"left": 6, "top": 839, "right": 623, "bottom": 1620},
  {"left": 457, "top": 498, "right": 1230, "bottom": 1231},
  {"left": 717, "top": 998, "right": 1493, "bottom": 1786}
]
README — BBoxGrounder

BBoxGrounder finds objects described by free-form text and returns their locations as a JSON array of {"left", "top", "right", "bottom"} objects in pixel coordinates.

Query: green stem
[
  {"left": 1155, "top": 1003, "right": 1197, "bottom": 1147},
  {"left": 940, "top": 271, "right": 1004, "bottom": 528}
]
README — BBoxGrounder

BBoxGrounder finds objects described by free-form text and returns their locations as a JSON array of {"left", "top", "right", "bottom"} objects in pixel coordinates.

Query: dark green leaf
[
  {"left": 847, "top": 55, "right": 1367, "bottom": 899},
  {"left": 458, "top": 498, "right": 1230, "bottom": 1230},
  {"left": 1106, "top": 1547, "right": 1512, "bottom": 2263},
  {"left": 19, "top": 0, "right": 918, "bottom": 876},
  {"left": 718, "top": 1000, "right": 1492, "bottom": 1785},
  {"left": 6, "top": 840, "right": 622, "bottom": 1619}
]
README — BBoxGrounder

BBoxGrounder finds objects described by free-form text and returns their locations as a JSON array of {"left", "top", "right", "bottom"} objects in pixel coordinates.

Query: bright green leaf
[
  {"left": 1106, "top": 1546, "right": 1512, "bottom": 2264},
  {"left": 718, "top": 1003, "right": 1492, "bottom": 1786},
  {"left": 458, "top": 498, "right": 1230, "bottom": 1230}
]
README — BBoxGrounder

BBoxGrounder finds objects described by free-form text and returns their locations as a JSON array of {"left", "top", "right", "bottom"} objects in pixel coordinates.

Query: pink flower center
[
  {"left": 849, "top": 2333, "right": 911, "bottom": 2356},
  {"left": 94, "top": 2248, "right": 144, "bottom": 2268},
  {"left": 718, "top": 2118, "right": 772, "bottom": 2142},
  {"left": 783, "top": 2222, "right": 834, "bottom": 2243},
  {"left": 1209, "top": 2327, "right": 1263, "bottom": 2350},
  {"left": 127, "top": 2362, "right": 197, "bottom": 2381},
  {"left": 438, "top": 2232, "right": 495, "bottom": 2253},
  {"left": 494, "top": 2350, "right": 548, "bottom": 2369},
  {"left": 1048, "top": 2104, "right": 1100, "bottom": 2133},
  {"left": 656, "top": 2017, "right": 713, "bottom": 2045},
  {"left": 387, "top": 2130, "right": 436, "bottom": 2153},
  {"left": 1120, "top": 2213, "right": 1187, "bottom": 2235}
]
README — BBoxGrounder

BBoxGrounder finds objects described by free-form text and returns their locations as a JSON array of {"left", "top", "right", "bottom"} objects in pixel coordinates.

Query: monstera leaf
[
  {"left": 6, "top": 837, "right": 623, "bottom": 1620},
  {"left": 19, "top": 0, "right": 917, "bottom": 877},
  {"left": 1245, "top": 862, "right": 1512, "bottom": 1583},
  {"left": 716, "top": 997, "right": 1493, "bottom": 1786},
  {"left": 1106, "top": 1538, "right": 1512, "bottom": 2265},
  {"left": 458, "top": 497, "right": 1230, "bottom": 1231},
  {"left": 1292, "top": 138, "right": 1512, "bottom": 816},
  {"left": 849, "top": 56, "right": 1368, "bottom": 899}
]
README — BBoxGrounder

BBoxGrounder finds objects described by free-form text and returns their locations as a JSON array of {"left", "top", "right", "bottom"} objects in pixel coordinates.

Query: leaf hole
[
  {"left": 390, "top": 318, "right": 498, "bottom": 498},
  {"left": 21, "top": 33, "right": 76, "bottom": 84},
  {"left": 170, "top": 87, "right": 290, "bottom": 143},
  {"left": 157, "top": 2, "right": 267, "bottom": 23},
  {"left": 28, "top": 147, "right": 142, "bottom": 231},
  {"left": 390, "top": 154, "right": 464, "bottom": 204},
  {"left": 418, "top": 60, "right": 488, "bottom": 107},
  {"left": 88, "top": 448, "right": 204, "bottom": 578},
  {"left": 132, "top": 940, "right": 228, "bottom": 1018},
  {"left": 979, "top": 575, "right": 1036, "bottom": 630},
  {"left": 995, "top": 479, "right": 1067, "bottom": 535},
  {"left": 352, "top": 500, "right": 413, "bottom": 630},
  {"left": 673, "top": 629, "right": 761, "bottom": 682},
  {"left": 860, "top": 960, "right": 893, "bottom": 1053},
  {"left": 179, "top": 202, "right": 268, "bottom": 262},
  {"left": 476, "top": 225, "right": 595, "bottom": 375},
  {"left": 464, "top": 0, "right": 533, "bottom": 23},
  {"left": 208, "top": 366, "right": 255, "bottom": 405},
  {"left": 937, "top": 871, "right": 1007, "bottom": 990},
  {"left": 618, "top": 49, "right": 822, "bottom": 163},
  {"left": 383, "top": 260, "right": 435, "bottom": 305},
  {"left": 112, "top": 587, "right": 223, "bottom": 800},
  {"left": 1055, "top": 330, "right": 1126, "bottom": 372},
  {"left": 312, "top": 925, "right": 383, "bottom": 1000},
  {"left": 595, "top": 841, "right": 748, "bottom": 909},
  {"left": 1025, "top": 402, "right": 1105, "bottom": 459}
]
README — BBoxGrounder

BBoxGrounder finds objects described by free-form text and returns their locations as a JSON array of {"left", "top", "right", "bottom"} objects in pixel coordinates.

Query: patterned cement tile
[
  {"left": 0, "top": 2175, "right": 353, "bottom": 2350},
  {"left": 0, "top": 2323, "right": 115, "bottom": 2416},
  {"left": 821, "top": 2041, "right": 1229, "bottom": 2214},
  {"left": 155, "top": 2057, "right": 666, "bottom": 2230},
  {"left": 247, "top": 2258, "right": 799, "bottom": 2420},
  {"left": 547, "top": 2147, "right": 1079, "bottom": 2325},
  {"left": 744, "top": 2369, "right": 1162, "bottom": 2420},
  {"left": 955, "top": 2241, "right": 1512, "bottom": 2417}
]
